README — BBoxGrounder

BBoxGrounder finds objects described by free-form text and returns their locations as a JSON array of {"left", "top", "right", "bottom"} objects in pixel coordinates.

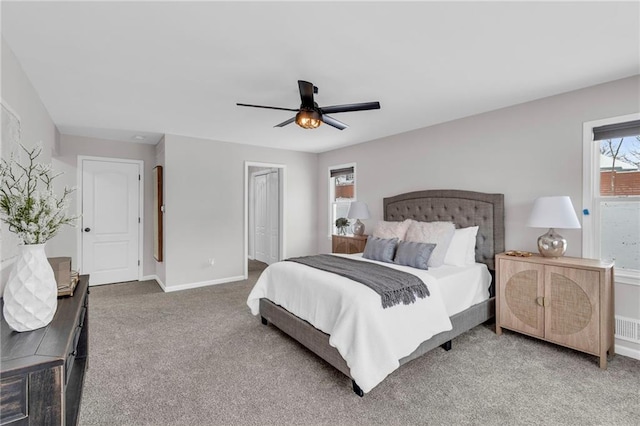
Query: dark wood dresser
[{"left": 1, "top": 275, "right": 89, "bottom": 426}]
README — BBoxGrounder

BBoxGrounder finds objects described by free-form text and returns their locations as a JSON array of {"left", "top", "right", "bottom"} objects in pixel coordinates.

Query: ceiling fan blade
[
  {"left": 321, "top": 115, "right": 348, "bottom": 130},
  {"left": 237, "top": 103, "right": 299, "bottom": 112},
  {"left": 298, "top": 80, "right": 315, "bottom": 107},
  {"left": 274, "top": 117, "right": 296, "bottom": 128},
  {"left": 320, "top": 101, "right": 381, "bottom": 114}
]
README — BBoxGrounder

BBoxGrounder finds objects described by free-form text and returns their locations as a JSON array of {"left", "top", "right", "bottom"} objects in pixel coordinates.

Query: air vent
[{"left": 615, "top": 316, "right": 640, "bottom": 343}]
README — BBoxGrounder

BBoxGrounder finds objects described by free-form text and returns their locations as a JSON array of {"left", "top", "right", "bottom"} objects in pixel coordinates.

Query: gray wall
[
  {"left": 317, "top": 75, "right": 640, "bottom": 355},
  {"left": 162, "top": 134, "right": 317, "bottom": 290},
  {"left": 0, "top": 38, "right": 59, "bottom": 293}
]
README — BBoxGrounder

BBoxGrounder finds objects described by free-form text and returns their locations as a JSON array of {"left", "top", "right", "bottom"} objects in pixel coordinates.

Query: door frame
[
  {"left": 77, "top": 155, "right": 144, "bottom": 282},
  {"left": 244, "top": 161, "right": 286, "bottom": 279},
  {"left": 249, "top": 169, "right": 266, "bottom": 261}
]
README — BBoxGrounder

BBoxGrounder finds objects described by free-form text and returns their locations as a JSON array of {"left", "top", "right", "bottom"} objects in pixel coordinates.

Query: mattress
[
  {"left": 416, "top": 260, "right": 492, "bottom": 316},
  {"left": 246, "top": 254, "right": 491, "bottom": 393}
]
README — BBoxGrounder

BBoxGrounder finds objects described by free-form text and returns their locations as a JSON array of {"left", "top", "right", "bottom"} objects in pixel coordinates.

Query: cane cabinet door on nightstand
[
  {"left": 497, "top": 259, "right": 545, "bottom": 338},
  {"left": 544, "top": 265, "right": 600, "bottom": 354}
]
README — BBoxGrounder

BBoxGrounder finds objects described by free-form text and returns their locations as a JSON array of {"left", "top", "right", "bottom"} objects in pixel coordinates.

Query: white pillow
[
  {"left": 372, "top": 219, "right": 412, "bottom": 240},
  {"left": 444, "top": 226, "right": 479, "bottom": 266},
  {"left": 405, "top": 221, "right": 455, "bottom": 267}
]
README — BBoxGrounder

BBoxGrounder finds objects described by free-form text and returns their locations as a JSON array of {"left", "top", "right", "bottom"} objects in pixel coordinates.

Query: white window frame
[
  {"left": 582, "top": 112, "right": 640, "bottom": 286},
  {"left": 328, "top": 162, "right": 356, "bottom": 239}
]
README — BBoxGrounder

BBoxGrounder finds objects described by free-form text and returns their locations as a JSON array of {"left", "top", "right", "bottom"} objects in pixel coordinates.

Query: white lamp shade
[
  {"left": 526, "top": 196, "right": 581, "bottom": 229},
  {"left": 347, "top": 201, "right": 370, "bottom": 219}
]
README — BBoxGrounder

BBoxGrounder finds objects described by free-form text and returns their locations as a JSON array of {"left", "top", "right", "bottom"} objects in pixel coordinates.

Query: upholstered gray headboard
[{"left": 383, "top": 190, "right": 505, "bottom": 270}]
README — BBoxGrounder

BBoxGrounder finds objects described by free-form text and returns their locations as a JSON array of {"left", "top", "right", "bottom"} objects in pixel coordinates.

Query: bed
[{"left": 247, "top": 189, "right": 504, "bottom": 395}]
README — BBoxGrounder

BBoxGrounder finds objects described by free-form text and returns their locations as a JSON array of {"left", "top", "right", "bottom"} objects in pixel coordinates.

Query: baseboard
[
  {"left": 615, "top": 343, "right": 640, "bottom": 361},
  {"left": 115, "top": 274, "right": 240, "bottom": 293},
  {"left": 140, "top": 274, "right": 166, "bottom": 291},
  {"left": 162, "top": 275, "right": 245, "bottom": 293}
]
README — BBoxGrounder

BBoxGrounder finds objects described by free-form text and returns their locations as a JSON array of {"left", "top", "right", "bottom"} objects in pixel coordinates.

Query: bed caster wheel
[
  {"left": 440, "top": 340, "right": 452, "bottom": 351},
  {"left": 261, "top": 316, "right": 268, "bottom": 325},
  {"left": 352, "top": 380, "right": 364, "bottom": 397}
]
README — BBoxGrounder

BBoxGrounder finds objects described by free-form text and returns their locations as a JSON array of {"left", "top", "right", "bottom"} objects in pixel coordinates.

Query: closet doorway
[{"left": 244, "top": 162, "right": 286, "bottom": 278}]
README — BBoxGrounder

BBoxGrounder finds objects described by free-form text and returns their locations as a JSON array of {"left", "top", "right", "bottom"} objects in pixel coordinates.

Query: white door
[
  {"left": 82, "top": 159, "right": 140, "bottom": 285},
  {"left": 254, "top": 170, "right": 279, "bottom": 265},
  {"left": 254, "top": 173, "right": 268, "bottom": 264},
  {"left": 267, "top": 170, "right": 279, "bottom": 264}
]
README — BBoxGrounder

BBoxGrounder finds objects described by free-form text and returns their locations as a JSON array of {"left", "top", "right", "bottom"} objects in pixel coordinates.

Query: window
[
  {"left": 328, "top": 164, "right": 356, "bottom": 237},
  {"left": 583, "top": 114, "right": 640, "bottom": 282}
]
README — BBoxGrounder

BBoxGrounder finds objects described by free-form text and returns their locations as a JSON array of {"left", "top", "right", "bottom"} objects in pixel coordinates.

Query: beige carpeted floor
[{"left": 78, "top": 261, "right": 640, "bottom": 425}]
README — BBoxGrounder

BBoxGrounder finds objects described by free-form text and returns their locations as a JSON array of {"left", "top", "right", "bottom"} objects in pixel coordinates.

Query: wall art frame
[{"left": 153, "top": 165, "right": 164, "bottom": 262}]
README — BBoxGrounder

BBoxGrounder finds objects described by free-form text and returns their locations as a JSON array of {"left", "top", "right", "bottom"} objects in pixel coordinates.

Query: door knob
[{"left": 84, "top": 227, "right": 91, "bottom": 232}]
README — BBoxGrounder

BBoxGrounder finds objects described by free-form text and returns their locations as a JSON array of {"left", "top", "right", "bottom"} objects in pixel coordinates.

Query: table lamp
[
  {"left": 526, "top": 196, "right": 581, "bottom": 257},
  {"left": 347, "top": 201, "right": 370, "bottom": 236}
]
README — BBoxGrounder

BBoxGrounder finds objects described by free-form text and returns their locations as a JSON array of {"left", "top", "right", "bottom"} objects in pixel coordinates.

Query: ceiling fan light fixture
[
  {"left": 295, "top": 109, "right": 322, "bottom": 129},
  {"left": 237, "top": 80, "right": 380, "bottom": 130}
]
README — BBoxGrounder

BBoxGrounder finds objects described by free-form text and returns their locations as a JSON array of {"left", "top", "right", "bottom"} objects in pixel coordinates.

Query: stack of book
[
  {"left": 58, "top": 270, "right": 79, "bottom": 297},
  {"left": 48, "top": 257, "right": 79, "bottom": 297}
]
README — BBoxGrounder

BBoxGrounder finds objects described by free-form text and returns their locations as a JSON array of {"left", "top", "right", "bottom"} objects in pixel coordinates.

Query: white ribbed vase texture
[{"left": 3, "top": 244, "right": 58, "bottom": 332}]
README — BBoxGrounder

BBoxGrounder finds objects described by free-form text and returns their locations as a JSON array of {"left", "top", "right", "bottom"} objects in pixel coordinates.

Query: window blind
[
  {"left": 593, "top": 120, "right": 640, "bottom": 141},
  {"left": 330, "top": 166, "right": 354, "bottom": 177}
]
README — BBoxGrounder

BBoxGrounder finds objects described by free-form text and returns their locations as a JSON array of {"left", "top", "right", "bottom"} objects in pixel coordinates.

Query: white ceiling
[{"left": 2, "top": 1, "right": 639, "bottom": 153}]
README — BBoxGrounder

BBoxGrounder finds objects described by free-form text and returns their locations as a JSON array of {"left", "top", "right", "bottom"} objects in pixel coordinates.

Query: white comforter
[{"left": 246, "top": 254, "right": 456, "bottom": 394}]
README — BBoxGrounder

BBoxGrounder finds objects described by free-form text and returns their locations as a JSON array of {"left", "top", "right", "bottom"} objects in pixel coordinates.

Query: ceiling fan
[{"left": 236, "top": 80, "right": 381, "bottom": 130}]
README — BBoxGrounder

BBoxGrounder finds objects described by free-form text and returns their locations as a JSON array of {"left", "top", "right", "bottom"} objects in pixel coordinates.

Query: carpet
[{"left": 78, "top": 264, "right": 639, "bottom": 425}]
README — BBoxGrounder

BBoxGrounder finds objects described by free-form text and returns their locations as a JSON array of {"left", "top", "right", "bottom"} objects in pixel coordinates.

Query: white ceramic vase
[{"left": 3, "top": 244, "right": 58, "bottom": 332}]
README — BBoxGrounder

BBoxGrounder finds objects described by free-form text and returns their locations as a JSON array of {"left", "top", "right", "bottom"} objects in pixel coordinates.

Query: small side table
[{"left": 332, "top": 234, "right": 368, "bottom": 254}]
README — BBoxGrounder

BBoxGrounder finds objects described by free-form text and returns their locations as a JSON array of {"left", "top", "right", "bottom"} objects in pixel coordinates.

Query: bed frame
[{"left": 259, "top": 189, "right": 505, "bottom": 396}]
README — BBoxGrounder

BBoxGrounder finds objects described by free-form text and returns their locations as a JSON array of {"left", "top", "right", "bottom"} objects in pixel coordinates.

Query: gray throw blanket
[{"left": 286, "top": 254, "right": 429, "bottom": 309}]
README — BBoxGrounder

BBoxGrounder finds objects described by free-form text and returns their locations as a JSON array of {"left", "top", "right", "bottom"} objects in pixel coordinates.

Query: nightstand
[
  {"left": 495, "top": 253, "right": 615, "bottom": 368},
  {"left": 332, "top": 234, "right": 368, "bottom": 254}
]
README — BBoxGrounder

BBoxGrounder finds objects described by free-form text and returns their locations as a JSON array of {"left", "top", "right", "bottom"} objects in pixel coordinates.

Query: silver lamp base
[
  {"left": 537, "top": 228, "right": 567, "bottom": 257},
  {"left": 352, "top": 219, "right": 365, "bottom": 236}
]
